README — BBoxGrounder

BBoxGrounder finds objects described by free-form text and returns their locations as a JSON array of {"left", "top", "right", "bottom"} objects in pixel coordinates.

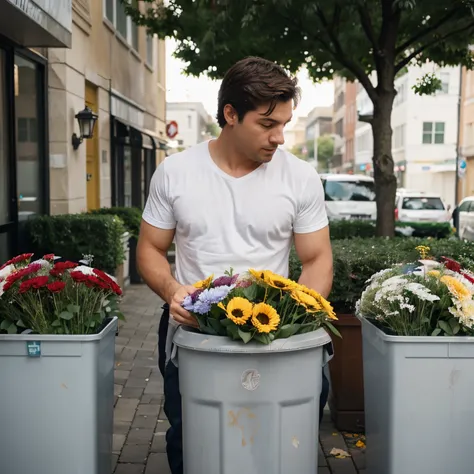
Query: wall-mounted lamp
[{"left": 71, "top": 106, "right": 98, "bottom": 150}]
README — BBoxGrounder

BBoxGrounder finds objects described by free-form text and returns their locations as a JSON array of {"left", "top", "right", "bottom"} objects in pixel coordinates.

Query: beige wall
[
  {"left": 459, "top": 68, "right": 474, "bottom": 201},
  {"left": 48, "top": 0, "right": 166, "bottom": 214}
]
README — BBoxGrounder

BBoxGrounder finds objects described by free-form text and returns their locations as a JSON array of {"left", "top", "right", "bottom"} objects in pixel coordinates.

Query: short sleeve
[
  {"left": 293, "top": 169, "right": 329, "bottom": 234},
  {"left": 142, "top": 161, "right": 176, "bottom": 230}
]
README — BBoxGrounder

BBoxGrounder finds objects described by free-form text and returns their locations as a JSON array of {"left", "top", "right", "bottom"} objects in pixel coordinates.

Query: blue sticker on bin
[{"left": 26, "top": 341, "right": 41, "bottom": 357}]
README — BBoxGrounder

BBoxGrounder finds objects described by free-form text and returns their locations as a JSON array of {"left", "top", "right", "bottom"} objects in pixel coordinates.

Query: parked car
[
  {"left": 452, "top": 196, "right": 474, "bottom": 241},
  {"left": 320, "top": 174, "right": 376, "bottom": 220},
  {"left": 395, "top": 190, "right": 451, "bottom": 223}
]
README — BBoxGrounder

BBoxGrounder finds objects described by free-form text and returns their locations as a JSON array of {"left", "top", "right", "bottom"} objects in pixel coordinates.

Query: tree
[
  {"left": 317, "top": 135, "right": 335, "bottom": 172},
  {"left": 206, "top": 121, "right": 221, "bottom": 138},
  {"left": 125, "top": 0, "right": 474, "bottom": 236}
]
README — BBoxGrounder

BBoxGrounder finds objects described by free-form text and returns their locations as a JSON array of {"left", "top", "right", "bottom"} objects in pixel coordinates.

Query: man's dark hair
[{"left": 217, "top": 57, "right": 301, "bottom": 128}]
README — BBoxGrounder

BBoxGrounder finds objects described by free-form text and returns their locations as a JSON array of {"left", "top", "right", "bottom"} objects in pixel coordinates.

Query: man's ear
[{"left": 223, "top": 104, "right": 238, "bottom": 126}]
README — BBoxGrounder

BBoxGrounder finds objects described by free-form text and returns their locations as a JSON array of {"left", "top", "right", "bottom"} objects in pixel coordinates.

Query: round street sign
[{"left": 166, "top": 121, "right": 178, "bottom": 139}]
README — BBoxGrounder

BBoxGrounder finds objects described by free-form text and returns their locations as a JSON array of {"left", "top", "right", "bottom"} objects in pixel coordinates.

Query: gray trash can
[
  {"left": 173, "top": 326, "right": 333, "bottom": 474},
  {"left": 0, "top": 317, "right": 118, "bottom": 474},
  {"left": 360, "top": 316, "right": 474, "bottom": 474}
]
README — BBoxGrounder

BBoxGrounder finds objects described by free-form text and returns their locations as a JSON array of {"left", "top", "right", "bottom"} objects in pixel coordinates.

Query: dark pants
[{"left": 158, "top": 304, "right": 330, "bottom": 474}]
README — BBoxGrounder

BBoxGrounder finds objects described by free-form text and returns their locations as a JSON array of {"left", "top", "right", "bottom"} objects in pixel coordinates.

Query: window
[
  {"left": 130, "top": 0, "right": 139, "bottom": 50},
  {"left": 393, "top": 124, "right": 405, "bottom": 149},
  {"left": 335, "top": 118, "right": 343, "bottom": 137},
  {"left": 146, "top": 34, "right": 154, "bottom": 66},
  {"left": 322, "top": 179, "right": 376, "bottom": 202},
  {"left": 105, "top": 0, "right": 114, "bottom": 22},
  {"left": 402, "top": 197, "right": 445, "bottom": 211},
  {"left": 458, "top": 200, "right": 473, "bottom": 212},
  {"left": 440, "top": 72, "right": 449, "bottom": 94},
  {"left": 422, "top": 122, "right": 445, "bottom": 144},
  {"left": 105, "top": 0, "right": 139, "bottom": 50},
  {"left": 394, "top": 82, "right": 407, "bottom": 106},
  {"left": 17, "top": 118, "right": 37, "bottom": 142},
  {"left": 115, "top": 0, "right": 127, "bottom": 38},
  {"left": 187, "top": 115, "right": 192, "bottom": 129}
]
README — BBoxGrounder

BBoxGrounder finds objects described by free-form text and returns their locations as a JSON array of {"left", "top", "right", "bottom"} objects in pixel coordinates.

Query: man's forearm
[
  {"left": 136, "top": 246, "right": 181, "bottom": 304},
  {"left": 298, "top": 257, "right": 333, "bottom": 299}
]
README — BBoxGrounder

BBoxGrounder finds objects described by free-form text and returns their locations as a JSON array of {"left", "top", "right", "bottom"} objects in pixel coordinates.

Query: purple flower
[
  {"left": 182, "top": 295, "right": 194, "bottom": 311},
  {"left": 191, "top": 289, "right": 203, "bottom": 303},
  {"left": 181, "top": 285, "right": 235, "bottom": 315},
  {"left": 199, "top": 285, "right": 235, "bottom": 305},
  {"left": 213, "top": 276, "right": 234, "bottom": 287},
  {"left": 192, "top": 299, "right": 212, "bottom": 315}
]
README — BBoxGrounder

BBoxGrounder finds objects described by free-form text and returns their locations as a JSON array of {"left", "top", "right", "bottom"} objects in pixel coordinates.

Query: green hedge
[
  {"left": 289, "top": 237, "right": 474, "bottom": 314},
  {"left": 24, "top": 214, "right": 126, "bottom": 274},
  {"left": 329, "top": 220, "right": 454, "bottom": 240},
  {"left": 89, "top": 207, "right": 142, "bottom": 238}
]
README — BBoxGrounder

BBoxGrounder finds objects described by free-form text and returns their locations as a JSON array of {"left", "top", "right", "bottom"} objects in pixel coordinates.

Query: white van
[
  {"left": 319, "top": 174, "right": 376, "bottom": 220},
  {"left": 395, "top": 190, "right": 450, "bottom": 223}
]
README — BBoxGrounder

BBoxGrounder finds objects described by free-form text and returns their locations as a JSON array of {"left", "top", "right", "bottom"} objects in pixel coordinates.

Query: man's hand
[{"left": 170, "top": 285, "right": 199, "bottom": 328}]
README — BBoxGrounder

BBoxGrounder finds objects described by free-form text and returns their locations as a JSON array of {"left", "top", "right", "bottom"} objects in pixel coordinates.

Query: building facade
[
  {"left": 355, "top": 64, "right": 460, "bottom": 209},
  {"left": 0, "top": 0, "right": 73, "bottom": 263},
  {"left": 166, "top": 101, "right": 212, "bottom": 150},
  {"left": 305, "top": 106, "right": 333, "bottom": 169},
  {"left": 458, "top": 66, "right": 474, "bottom": 203}
]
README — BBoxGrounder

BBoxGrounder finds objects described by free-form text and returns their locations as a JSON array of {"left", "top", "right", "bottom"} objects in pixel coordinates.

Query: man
[{"left": 137, "top": 56, "right": 333, "bottom": 474}]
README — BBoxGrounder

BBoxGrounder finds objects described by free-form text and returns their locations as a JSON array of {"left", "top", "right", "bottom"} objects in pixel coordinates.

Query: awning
[
  {"left": 112, "top": 116, "right": 168, "bottom": 150},
  {"left": 0, "top": 0, "right": 72, "bottom": 48}
]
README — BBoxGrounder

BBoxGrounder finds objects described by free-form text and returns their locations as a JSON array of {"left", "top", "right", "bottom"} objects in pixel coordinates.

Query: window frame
[
  {"left": 103, "top": 0, "right": 140, "bottom": 52},
  {"left": 422, "top": 121, "right": 445, "bottom": 145}
]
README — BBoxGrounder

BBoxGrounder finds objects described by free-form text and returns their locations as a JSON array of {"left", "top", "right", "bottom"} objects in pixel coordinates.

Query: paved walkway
[{"left": 113, "top": 284, "right": 366, "bottom": 474}]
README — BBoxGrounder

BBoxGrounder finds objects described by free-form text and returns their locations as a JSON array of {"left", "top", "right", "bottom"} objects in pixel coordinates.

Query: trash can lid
[{"left": 173, "top": 326, "right": 331, "bottom": 354}]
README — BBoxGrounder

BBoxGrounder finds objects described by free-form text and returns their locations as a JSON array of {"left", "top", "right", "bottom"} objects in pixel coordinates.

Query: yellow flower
[
  {"left": 264, "top": 272, "right": 298, "bottom": 291},
  {"left": 290, "top": 289, "right": 322, "bottom": 312},
  {"left": 193, "top": 274, "right": 214, "bottom": 289},
  {"left": 440, "top": 275, "right": 471, "bottom": 301},
  {"left": 415, "top": 245, "right": 431, "bottom": 259},
  {"left": 221, "top": 297, "right": 253, "bottom": 325},
  {"left": 427, "top": 270, "right": 441, "bottom": 277},
  {"left": 251, "top": 303, "right": 280, "bottom": 333},
  {"left": 248, "top": 269, "right": 269, "bottom": 284},
  {"left": 294, "top": 284, "right": 338, "bottom": 320}
]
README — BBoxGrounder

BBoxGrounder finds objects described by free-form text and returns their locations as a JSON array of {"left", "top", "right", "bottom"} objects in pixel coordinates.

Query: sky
[{"left": 165, "top": 39, "right": 335, "bottom": 128}]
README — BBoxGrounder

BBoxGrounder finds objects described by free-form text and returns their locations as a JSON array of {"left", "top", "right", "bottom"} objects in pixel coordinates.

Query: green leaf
[
  {"left": 438, "top": 320, "right": 453, "bottom": 336},
  {"left": 59, "top": 311, "right": 74, "bottom": 320},
  {"left": 254, "top": 333, "right": 271, "bottom": 345},
  {"left": 208, "top": 318, "right": 224, "bottom": 335},
  {"left": 449, "top": 319, "right": 460, "bottom": 335},
  {"left": 17, "top": 319, "right": 26, "bottom": 328},
  {"left": 431, "top": 328, "right": 442, "bottom": 336},
  {"left": 238, "top": 328, "right": 252, "bottom": 344},
  {"left": 7, "top": 323, "right": 17, "bottom": 334},
  {"left": 226, "top": 324, "right": 240, "bottom": 340},
  {"left": 219, "top": 317, "right": 232, "bottom": 327},
  {"left": 325, "top": 322, "right": 342, "bottom": 338},
  {"left": 276, "top": 324, "right": 297, "bottom": 339},
  {"left": 67, "top": 304, "right": 80, "bottom": 314},
  {"left": 243, "top": 284, "right": 258, "bottom": 301},
  {"left": 0, "top": 320, "right": 10, "bottom": 330},
  {"left": 51, "top": 320, "right": 62, "bottom": 327}
]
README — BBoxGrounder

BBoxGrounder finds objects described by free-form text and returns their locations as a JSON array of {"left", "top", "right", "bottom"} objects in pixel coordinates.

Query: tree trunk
[{"left": 371, "top": 92, "right": 397, "bottom": 237}]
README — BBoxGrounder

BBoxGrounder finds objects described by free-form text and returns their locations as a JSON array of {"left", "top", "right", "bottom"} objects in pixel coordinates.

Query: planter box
[
  {"left": 0, "top": 317, "right": 118, "bottom": 474},
  {"left": 115, "top": 231, "right": 130, "bottom": 290},
  {"left": 360, "top": 316, "right": 474, "bottom": 474},
  {"left": 174, "top": 327, "right": 333, "bottom": 474},
  {"left": 328, "top": 313, "right": 365, "bottom": 432}
]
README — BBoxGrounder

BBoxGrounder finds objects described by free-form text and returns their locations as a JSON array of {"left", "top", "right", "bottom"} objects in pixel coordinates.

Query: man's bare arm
[
  {"left": 293, "top": 226, "right": 333, "bottom": 299},
  {"left": 136, "top": 220, "right": 197, "bottom": 326}
]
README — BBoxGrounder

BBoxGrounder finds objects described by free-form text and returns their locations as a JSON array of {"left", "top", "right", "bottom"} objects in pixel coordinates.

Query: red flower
[
  {"left": 43, "top": 254, "right": 55, "bottom": 260},
  {"left": 93, "top": 269, "right": 122, "bottom": 295},
  {"left": 441, "top": 257, "right": 462, "bottom": 273},
  {"left": 84, "top": 275, "right": 109, "bottom": 290},
  {"left": 461, "top": 272, "right": 474, "bottom": 284},
  {"left": 0, "top": 253, "right": 34, "bottom": 270},
  {"left": 70, "top": 271, "right": 88, "bottom": 282},
  {"left": 50, "top": 261, "right": 78, "bottom": 276},
  {"left": 47, "top": 281, "right": 66, "bottom": 293},
  {"left": 19, "top": 276, "right": 49, "bottom": 293},
  {"left": 3, "top": 263, "right": 42, "bottom": 292}
]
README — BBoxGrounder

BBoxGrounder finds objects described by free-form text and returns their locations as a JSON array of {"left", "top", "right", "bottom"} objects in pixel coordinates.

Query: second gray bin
[
  {"left": 173, "top": 326, "right": 333, "bottom": 474},
  {"left": 361, "top": 316, "right": 474, "bottom": 474},
  {"left": 0, "top": 317, "right": 117, "bottom": 474}
]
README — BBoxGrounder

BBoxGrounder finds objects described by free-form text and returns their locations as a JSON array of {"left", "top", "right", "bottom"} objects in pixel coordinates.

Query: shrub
[
  {"left": 289, "top": 237, "right": 474, "bottom": 314},
  {"left": 24, "top": 214, "right": 126, "bottom": 275},
  {"left": 89, "top": 207, "right": 142, "bottom": 238}
]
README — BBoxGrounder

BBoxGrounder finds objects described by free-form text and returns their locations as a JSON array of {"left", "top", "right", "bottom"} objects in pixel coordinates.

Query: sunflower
[
  {"left": 293, "top": 284, "right": 337, "bottom": 320},
  {"left": 290, "top": 289, "right": 322, "bottom": 312},
  {"left": 264, "top": 272, "right": 299, "bottom": 291},
  {"left": 427, "top": 270, "right": 441, "bottom": 277},
  {"left": 248, "top": 269, "right": 269, "bottom": 284},
  {"left": 251, "top": 303, "right": 280, "bottom": 333},
  {"left": 440, "top": 275, "right": 471, "bottom": 301},
  {"left": 220, "top": 297, "right": 253, "bottom": 325},
  {"left": 193, "top": 274, "right": 214, "bottom": 289}
]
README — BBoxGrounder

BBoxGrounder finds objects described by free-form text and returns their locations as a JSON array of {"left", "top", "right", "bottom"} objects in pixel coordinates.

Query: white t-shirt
[{"left": 142, "top": 140, "right": 328, "bottom": 364}]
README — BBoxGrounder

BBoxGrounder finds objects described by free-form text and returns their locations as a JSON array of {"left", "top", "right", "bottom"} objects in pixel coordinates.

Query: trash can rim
[{"left": 173, "top": 326, "right": 331, "bottom": 353}]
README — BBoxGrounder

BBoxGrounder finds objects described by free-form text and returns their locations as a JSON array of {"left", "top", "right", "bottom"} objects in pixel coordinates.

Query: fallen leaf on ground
[
  {"left": 330, "top": 448, "right": 351, "bottom": 458},
  {"left": 355, "top": 440, "right": 366, "bottom": 448}
]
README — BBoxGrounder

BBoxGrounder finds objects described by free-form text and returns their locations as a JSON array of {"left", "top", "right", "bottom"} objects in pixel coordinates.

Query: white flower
[
  {"left": 0, "top": 264, "right": 14, "bottom": 280},
  {"left": 366, "top": 268, "right": 392, "bottom": 284},
  {"left": 404, "top": 282, "right": 440, "bottom": 302},
  {"left": 0, "top": 279, "right": 5, "bottom": 298},
  {"left": 74, "top": 265, "right": 95, "bottom": 276}
]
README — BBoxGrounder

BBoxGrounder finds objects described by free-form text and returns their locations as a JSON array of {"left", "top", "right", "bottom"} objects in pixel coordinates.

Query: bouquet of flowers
[
  {"left": 0, "top": 253, "right": 124, "bottom": 335},
  {"left": 181, "top": 268, "right": 338, "bottom": 344},
  {"left": 356, "top": 246, "right": 474, "bottom": 337}
]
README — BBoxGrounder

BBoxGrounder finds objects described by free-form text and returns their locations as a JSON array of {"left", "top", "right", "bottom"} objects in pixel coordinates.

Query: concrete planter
[
  {"left": 360, "top": 316, "right": 474, "bottom": 474},
  {"left": 173, "top": 326, "right": 333, "bottom": 474},
  {"left": 0, "top": 317, "right": 118, "bottom": 474}
]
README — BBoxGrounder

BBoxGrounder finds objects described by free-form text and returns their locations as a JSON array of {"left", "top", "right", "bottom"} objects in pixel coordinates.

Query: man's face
[{"left": 229, "top": 100, "right": 293, "bottom": 163}]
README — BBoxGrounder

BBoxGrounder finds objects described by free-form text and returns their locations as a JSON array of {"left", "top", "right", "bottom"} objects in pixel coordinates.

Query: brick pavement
[{"left": 113, "top": 284, "right": 366, "bottom": 474}]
